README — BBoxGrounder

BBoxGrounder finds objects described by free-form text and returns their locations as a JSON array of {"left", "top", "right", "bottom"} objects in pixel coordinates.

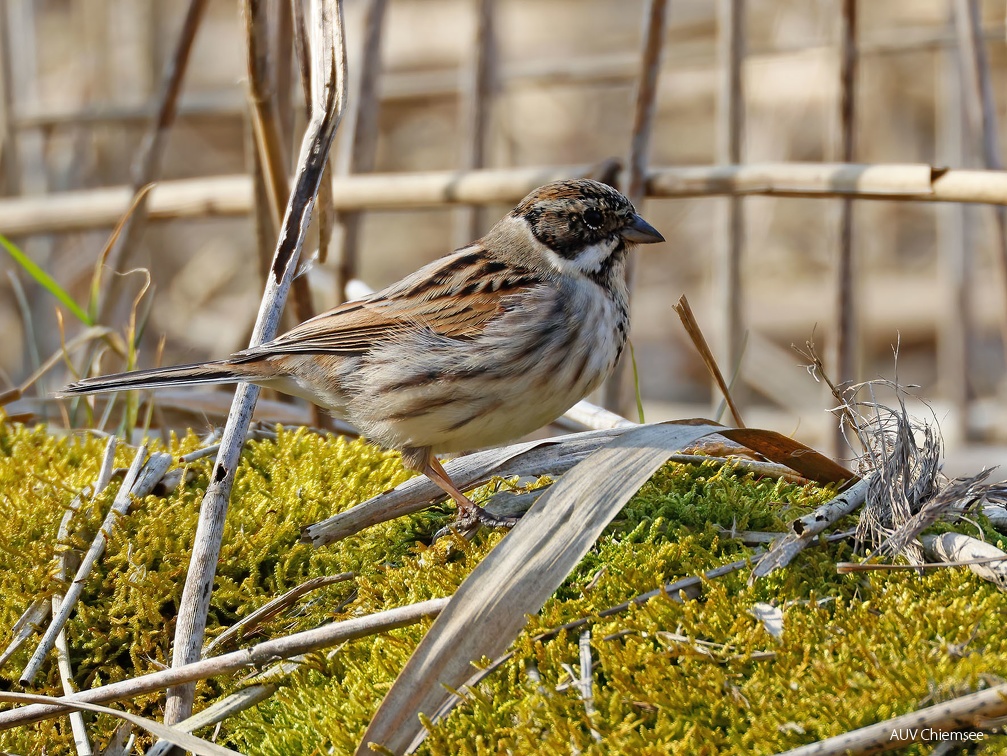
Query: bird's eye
[{"left": 583, "top": 208, "right": 603, "bottom": 229}]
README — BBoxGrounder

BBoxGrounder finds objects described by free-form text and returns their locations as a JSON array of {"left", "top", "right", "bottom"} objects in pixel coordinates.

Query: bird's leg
[{"left": 418, "top": 449, "right": 518, "bottom": 529}]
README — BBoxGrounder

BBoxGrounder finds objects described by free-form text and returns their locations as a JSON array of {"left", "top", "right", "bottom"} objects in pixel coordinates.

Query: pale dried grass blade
[
  {"left": 357, "top": 422, "right": 727, "bottom": 755},
  {"left": 0, "top": 692, "right": 242, "bottom": 756},
  {"left": 304, "top": 422, "right": 848, "bottom": 547},
  {"left": 673, "top": 295, "right": 745, "bottom": 427}
]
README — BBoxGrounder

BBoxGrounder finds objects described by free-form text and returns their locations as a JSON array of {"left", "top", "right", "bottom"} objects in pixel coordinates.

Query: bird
[{"left": 60, "top": 179, "right": 664, "bottom": 526}]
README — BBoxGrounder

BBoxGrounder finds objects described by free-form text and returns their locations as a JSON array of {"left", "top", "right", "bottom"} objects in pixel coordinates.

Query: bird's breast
[{"left": 345, "top": 282, "right": 629, "bottom": 453}]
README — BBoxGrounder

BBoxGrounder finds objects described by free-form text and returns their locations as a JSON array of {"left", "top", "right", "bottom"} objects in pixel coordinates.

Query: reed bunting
[{"left": 61, "top": 179, "right": 664, "bottom": 526}]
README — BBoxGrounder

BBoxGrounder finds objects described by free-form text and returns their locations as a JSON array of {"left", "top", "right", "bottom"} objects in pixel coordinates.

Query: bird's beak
[{"left": 621, "top": 214, "right": 665, "bottom": 244}]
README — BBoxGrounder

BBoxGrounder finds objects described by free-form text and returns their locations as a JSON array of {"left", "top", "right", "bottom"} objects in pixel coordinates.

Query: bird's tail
[{"left": 57, "top": 360, "right": 258, "bottom": 397}]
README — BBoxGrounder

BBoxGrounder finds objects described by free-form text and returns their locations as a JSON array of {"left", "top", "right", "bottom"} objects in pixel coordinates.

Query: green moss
[{"left": 0, "top": 424, "right": 1005, "bottom": 754}]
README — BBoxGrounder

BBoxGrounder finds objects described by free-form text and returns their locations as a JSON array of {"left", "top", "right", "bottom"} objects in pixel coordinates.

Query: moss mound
[{"left": 0, "top": 419, "right": 1005, "bottom": 754}]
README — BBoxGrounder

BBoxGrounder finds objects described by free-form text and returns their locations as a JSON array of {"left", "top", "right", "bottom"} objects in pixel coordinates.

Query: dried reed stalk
[
  {"left": 603, "top": 0, "right": 668, "bottom": 413},
  {"left": 161, "top": 0, "right": 347, "bottom": 728},
  {"left": 244, "top": 0, "right": 315, "bottom": 326},
  {"left": 715, "top": 0, "right": 746, "bottom": 389},
  {"left": 954, "top": 0, "right": 1007, "bottom": 359},
  {"left": 832, "top": 0, "right": 859, "bottom": 456},
  {"left": 673, "top": 294, "right": 745, "bottom": 427},
  {"left": 0, "top": 598, "right": 449, "bottom": 730},
  {"left": 21, "top": 447, "right": 173, "bottom": 685},
  {"left": 452, "top": 0, "right": 497, "bottom": 248},
  {"left": 11, "top": 162, "right": 1007, "bottom": 237},
  {"left": 333, "top": 0, "right": 388, "bottom": 301}
]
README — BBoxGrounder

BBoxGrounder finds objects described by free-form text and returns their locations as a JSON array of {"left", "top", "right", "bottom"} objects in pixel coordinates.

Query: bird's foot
[{"left": 454, "top": 500, "right": 520, "bottom": 530}]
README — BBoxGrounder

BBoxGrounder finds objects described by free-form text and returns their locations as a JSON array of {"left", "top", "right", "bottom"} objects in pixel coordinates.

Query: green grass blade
[
  {"left": 629, "top": 339, "right": 645, "bottom": 423},
  {"left": 0, "top": 233, "right": 93, "bottom": 325}
]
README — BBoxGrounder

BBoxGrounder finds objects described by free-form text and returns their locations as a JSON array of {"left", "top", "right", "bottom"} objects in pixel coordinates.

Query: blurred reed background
[{"left": 1, "top": 0, "right": 1006, "bottom": 469}]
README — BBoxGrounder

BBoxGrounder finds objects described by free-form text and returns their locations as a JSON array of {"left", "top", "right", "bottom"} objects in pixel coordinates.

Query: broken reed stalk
[
  {"left": 98, "top": 0, "right": 208, "bottom": 326},
  {"left": 161, "top": 0, "right": 348, "bottom": 728},
  {"left": 243, "top": 0, "right": 315, "bottom": 326},
  {"left": 53, "top": 436, "right": 118, "bottom": 756},
  {"left": 603, "top": 0, "right": 668, "bottom": 414},
  {"left": 452, "top": 0, "right": 497, "bottom": 249},
  {"left": 12, "top": 163, "right": 1007, "bottom": 235},
  {"left": 673, "top": 295, "right": 745, "bottom": 427}
]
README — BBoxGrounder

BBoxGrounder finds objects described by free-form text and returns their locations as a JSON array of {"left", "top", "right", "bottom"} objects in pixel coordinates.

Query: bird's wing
[{"left": 239, "top": 250, "right": 541, "bottom": 356}]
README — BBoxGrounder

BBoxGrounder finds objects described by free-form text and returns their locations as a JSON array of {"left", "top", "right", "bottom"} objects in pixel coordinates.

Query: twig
[
  {"left": 203, "top": 572, "right": 354, "bottom": 655},
  {"left": 162, "top": 0, "right": 348, "bottom": 728},
  {"left": 21, "top": 447, "right": 173, "bottom": 685},
  {"left": 674, "top": 295, "right": 745, "bottom": 427},
  {"left": 750, "top": 474, "right": 870, "bottom": 582},
  {"left": 0, "top": 598, "right": 449, "bottom": 730},
  {"left": 603, "top": 0, "right": 668, "bottom": 413}
]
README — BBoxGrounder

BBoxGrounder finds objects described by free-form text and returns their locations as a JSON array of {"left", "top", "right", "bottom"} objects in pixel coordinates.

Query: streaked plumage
[{"left": 61, "top": 179, "right": 664, "bottom": 526}]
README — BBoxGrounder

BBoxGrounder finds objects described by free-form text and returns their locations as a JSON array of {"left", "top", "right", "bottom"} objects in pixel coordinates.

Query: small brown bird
[{"left": 61, "top": 179, "right": 664, "bottom": 525}]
